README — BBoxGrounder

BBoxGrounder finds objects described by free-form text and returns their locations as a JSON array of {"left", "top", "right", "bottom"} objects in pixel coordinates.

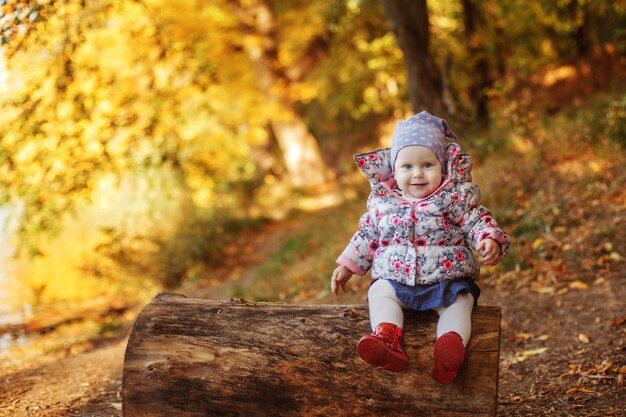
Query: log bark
[{"left": 123, "top": 293, "right": 501, "bottom": 416}]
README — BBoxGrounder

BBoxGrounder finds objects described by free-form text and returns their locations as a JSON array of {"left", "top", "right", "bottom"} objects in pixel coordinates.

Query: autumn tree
[
  {"left": 0, "top": 0, "right": 349, "bottom": 252},
  {"left": 228, "top": 0, "right": 337, "bottom": 189},
  {"left": 2, "top": 0, "right": 624, "bottom": 256}
]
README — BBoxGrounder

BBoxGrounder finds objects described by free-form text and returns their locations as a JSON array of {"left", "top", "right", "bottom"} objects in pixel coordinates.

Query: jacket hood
[{"left": 353, "top": 143, "right": 472, "bottom": 189}]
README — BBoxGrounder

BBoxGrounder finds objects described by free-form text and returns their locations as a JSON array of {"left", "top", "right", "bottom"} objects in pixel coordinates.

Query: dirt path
[
  {"left": 0, "top": 217, "right": 624, "bottom": 416},
  {"left": 0, "top": 340, "right": 125, "bottom": 416}
]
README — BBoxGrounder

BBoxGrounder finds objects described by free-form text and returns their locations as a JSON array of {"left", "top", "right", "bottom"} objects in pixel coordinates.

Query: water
[
  {"left": 0, "top": 211, "right": 32, "bottom": 351},
  {"left": 0, "top": 211, "right": 27, "bottom": 324}
]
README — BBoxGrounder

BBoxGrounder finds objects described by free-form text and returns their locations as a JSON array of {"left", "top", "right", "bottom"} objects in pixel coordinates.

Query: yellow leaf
[
  {"left": 514, "top": 347, "right": 549, "bottom": 363},
  {"left": 532, "top": 238, "right": 545, "bottom": 250},
  {"left": 568, "top": 280, "right": 589, "bottom": 290},
  {"left": 556, "top": 287, "right": 570, "bottom": 295},
  {"left": 578, "top": 333, "right": 590, "bottom": 343},
  {"left": 589, "top": 161, "right": 601, "bottom": 173},
  {"left": 532, "top": 286, "right": 555, "bottom": 294}
]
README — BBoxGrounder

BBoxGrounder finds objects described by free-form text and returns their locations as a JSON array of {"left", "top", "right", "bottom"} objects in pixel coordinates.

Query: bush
[{"left": 86, "top": 209, "right": 268, "bottom": 290}]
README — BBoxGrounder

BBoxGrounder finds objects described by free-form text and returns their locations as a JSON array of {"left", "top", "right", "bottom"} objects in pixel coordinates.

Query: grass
[{"left": 227, "top": 190, "right": 368, "bottom": 302}]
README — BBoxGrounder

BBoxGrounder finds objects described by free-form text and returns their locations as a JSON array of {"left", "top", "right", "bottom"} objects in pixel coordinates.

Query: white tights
[{"left": 367, "top": 279, "right": 474, "bottom": 346}]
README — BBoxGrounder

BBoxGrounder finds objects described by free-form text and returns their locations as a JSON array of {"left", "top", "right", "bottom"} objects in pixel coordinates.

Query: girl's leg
[
  {"left": 367, "top": 279, "right": 405, "bottom": 331},
  {"left": 431, "top": 292, "right": 474, "bottom": 384},
  {"left": 434, "top": 292, "right": 475, "bottom": 346},
  {"left": 357, "top": 279, "right": 408, "bottom": 372}
]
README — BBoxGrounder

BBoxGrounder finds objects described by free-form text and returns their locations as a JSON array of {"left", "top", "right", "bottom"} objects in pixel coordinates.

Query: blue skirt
[{"left": 382, "top": 277, "right": 481, "bottom": 311}]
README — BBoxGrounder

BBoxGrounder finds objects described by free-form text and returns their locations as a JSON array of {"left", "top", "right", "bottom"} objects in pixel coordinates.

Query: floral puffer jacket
[{"left": 337, "top": 143, "right": 510, "bottom": 286}]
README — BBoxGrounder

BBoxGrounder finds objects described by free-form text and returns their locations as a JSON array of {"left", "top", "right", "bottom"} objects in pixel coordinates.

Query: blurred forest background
[{"left": 0, "top": 0, "right": 625, "bottom": 391}]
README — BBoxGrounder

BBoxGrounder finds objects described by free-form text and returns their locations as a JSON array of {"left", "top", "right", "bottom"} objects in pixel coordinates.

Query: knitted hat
[{"left": 390, "top": 111, "right": 457, "bottom": 171}]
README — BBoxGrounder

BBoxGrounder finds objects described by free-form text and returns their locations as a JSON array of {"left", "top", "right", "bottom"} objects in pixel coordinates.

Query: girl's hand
[
  {"left": 331, "top": 266, "right": 353, "bottom": 296},
  {"left": 476, "top": 238, "right": 501, "bottom": 266}
]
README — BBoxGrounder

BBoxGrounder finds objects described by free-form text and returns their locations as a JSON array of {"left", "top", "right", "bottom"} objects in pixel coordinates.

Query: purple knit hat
[{"left": 390, "top": 111, "right": 457, "bottom": 171}]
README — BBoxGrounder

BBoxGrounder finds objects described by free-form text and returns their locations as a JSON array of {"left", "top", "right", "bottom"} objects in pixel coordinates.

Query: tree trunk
[
  {"left": 232, "top": 0, "right": 332, "bottom": 190},
  {"left": 570, "top": 1, "right": 593, "bottom": 57},
  {"left": 269, "top": 114, "right": 331, "bottom": 189},
  {"left": 484, "top": 0, "right": 509, "bottom": 77},
  {"left": 381, "top": 0, "right": 446, "bottom": 116},
  {"left": 123, "top": 293, "right": 501, "bottom": 416},
  {"left": 462, "top": 0, "right": 491, "bottom": 129}
]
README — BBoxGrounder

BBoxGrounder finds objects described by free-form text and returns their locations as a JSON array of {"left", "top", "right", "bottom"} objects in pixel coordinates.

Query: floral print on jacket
[{"left": 337, "top": 143, "right": 510, "bottom": 286}]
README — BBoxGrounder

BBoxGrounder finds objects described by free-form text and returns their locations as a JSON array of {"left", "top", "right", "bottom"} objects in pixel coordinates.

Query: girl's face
[{"left": 393, "top": 146, "right": 443, "bottom": 200}]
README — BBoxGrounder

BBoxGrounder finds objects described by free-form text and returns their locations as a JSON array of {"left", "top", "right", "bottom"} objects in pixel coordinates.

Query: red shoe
[
  {"left": 356, "top": 322, "right": 409, "bottom": 372},
  {"left": 432, "top": 331, "right": 465, "bottom": 384}
]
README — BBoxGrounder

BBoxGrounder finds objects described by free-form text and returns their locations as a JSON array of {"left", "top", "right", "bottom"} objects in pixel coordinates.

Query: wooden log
[{"left": 122, "top": 293, "right": 501, "bottom": 417}]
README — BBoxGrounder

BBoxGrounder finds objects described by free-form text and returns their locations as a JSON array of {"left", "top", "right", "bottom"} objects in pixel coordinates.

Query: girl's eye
[
  {"left": 402, "top": 164, "right": 412, "bottom": 169},
  {"left": 424, "top": 163, "right": 432, "bottom": 168}
]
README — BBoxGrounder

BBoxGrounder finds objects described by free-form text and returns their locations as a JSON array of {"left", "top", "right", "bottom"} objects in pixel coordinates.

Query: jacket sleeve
[
  {"left": 459, "top": 184, "right": 510, "bottom": 258},
  {"left": 337, "top": 211, "right": 380, "bottom": 276}
]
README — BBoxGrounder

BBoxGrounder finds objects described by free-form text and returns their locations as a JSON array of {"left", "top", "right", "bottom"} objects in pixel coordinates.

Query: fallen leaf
[
  {"left": 341, "top": 306, "right": 365, "bottom": 319},
  {"left": 537, "top": 334, "right": 550, "bottom": 341},
  {"left": 568, "top": 280, "right": 589, "bottom": 290},
  {"left": 514, "top": 347, "right": 549, "bottom": 363},
  {"left": 532, "top": 286, "right": 556, "bottom": 294},
  {"left": 532, "top": 238, "right": 545, "bottom": 250},
  {"left": 514, "top": 332, "right": 532, "bottom": 341},
  {"left": 556, "top": 287, "right": 569, "bottom": 295},
  {"left": 593, "top": 277, "right": 606, "bottom": 285},
  {"left": 110, "top": 403, "right": 122, "bottom": 411},
  {"left": 559, "top": 363, "right": 580, "bottom": 378},
  {"left": 611, "top": 317, "right": 625, "bottom": 327},
  {"left": 578, "top": 333, "right": 590, "bottom": 343},
  {"left": 566, "top": 387, "right": 596, "bottom": 395},
  {"left": 609, "top": 252, "right": 623, "bottom": 261}
]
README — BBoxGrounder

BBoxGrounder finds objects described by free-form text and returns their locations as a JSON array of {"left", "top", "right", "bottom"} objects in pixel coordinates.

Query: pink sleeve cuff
[
  {"left": 337, "top": 255, "right": 367, "bottom": 276},
  {"left": 476, "top": 230, "right": 510, "bottom": 257}
]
